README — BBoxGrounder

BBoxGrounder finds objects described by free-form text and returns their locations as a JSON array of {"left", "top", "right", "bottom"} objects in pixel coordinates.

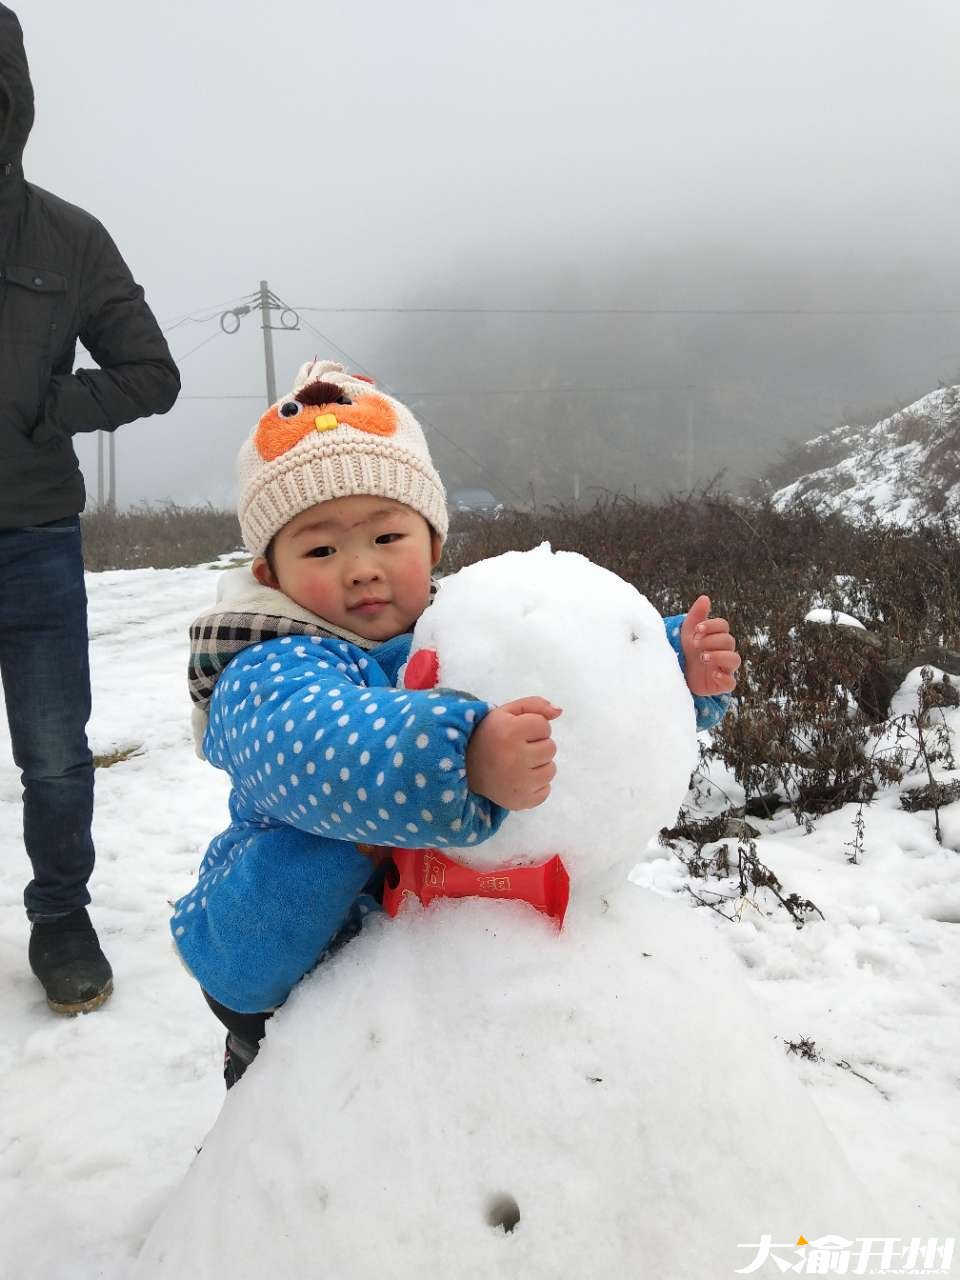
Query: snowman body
[
  {"left": 403, "top": 544, "right": 697, "bottom": 894},
  {"left": 138, "top": 547, "right": 875, "bottom": 1278}
]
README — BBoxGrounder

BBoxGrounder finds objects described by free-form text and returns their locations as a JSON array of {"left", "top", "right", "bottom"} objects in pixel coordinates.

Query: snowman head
[{"left": 405, "top": 544, "right": 697, "bottom": 892}]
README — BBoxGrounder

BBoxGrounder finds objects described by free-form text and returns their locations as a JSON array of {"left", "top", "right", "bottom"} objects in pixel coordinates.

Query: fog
[{"left": 19, "top": 0, "right": 960, "bottom": 508}]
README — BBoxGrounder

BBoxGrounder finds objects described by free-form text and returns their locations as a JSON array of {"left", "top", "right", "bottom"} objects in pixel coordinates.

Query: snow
[
  {"left": 1, "top": 555, "right": 958, "bottom": 1279},
  {"left": 634, "top": 801, "right": 960, "bottom": 1232},
  {"left": 406, "top": 544, "right": 698, "bottom": 875},
  {"left": 770, "top": 384, "right": 960, "bottom": 526},
  {"left": 0, "top": 565, "right": 229, "bottom": 1280},
  {"left": 136, "top": 893, "right": 877, "bottom": 1279},
  {"left": 805, "top": 606, "right": 867, "bottom": 629},
  {"left": 136, "top": 547, "right": 879, "bottom": 1277}
]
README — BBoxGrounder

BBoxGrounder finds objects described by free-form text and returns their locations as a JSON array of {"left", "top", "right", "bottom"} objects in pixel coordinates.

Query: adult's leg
[
  {"left": 0, "top": 518, "right": 96, "bottom": 919},
  {"left": 0, "top": 518, "right": 111, "bottom": 1012}
]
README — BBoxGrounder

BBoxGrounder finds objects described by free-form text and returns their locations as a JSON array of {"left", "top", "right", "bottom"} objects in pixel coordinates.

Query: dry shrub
[
  {"left": 81, "top": 502, "right": 242, "bottom": 571},
  {"left": 446, "top": 492, "right": 960, "bottom": 817},
  {"left": 658, "top": 815, "right": 824, "bottom": 926},
  {"left": 83, "top": 494, "right": 960, "bottom": 823},
  {"left": 892, "top": 410, "right": 934, "bottom": 447},
  {"left": 760, "top": 427, "right": 859, "bottom": 493},
  {"left": 922, "top": 388, "right": 960, "bottom": 493}
]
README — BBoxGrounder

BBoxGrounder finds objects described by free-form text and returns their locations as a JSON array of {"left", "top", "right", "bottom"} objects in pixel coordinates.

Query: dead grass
[
  {"left": 92, "top": 745, "right": 143, "bottom": 769},
  {"left": 81, "top": 502, "right": 241, "bottom": 571}
]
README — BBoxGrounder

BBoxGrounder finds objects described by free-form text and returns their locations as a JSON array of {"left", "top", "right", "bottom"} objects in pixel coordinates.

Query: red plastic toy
[
  {"left": 394, "top": 649, "right": 567, "bottom": 925},
  {"left": 381, "top": 847, "right": 570, "bottom": 927},
  {"left": 403, "top": 648, "right": 440, "bottom": 691}
]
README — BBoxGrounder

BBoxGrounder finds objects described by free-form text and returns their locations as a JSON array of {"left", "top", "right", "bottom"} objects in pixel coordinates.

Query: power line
[
  {"left": 160, "top": 297, "right": 960, "bottom": 335},
  {"left": 293, "top": 304, "right": 960, "bottom": 318},
  {"left": 167, "top": 288, "right": 530, "bottom": 503},
  {"left": 402, "top": 384, "right": 682, "bottom": 397},
  {"left": 164, "top": 285, "right": 960, "bottom": 501},
  {"left": 161, "top": 293, "right": 259, "bottom": 334},
  {"left": 297, "top": 314, "right": 530, "bottom": 506},
  {"left": 173, "top": 329, "right": 224, "bottom": 363},
  {"left": 188, "top": 375, "right": 959, "bottom": 401},
  {"left": 297, "top": 314, "right": 379, "bottom": 381},
  {"left": 176, "top": 376, "right": 936, "bottom": 396},
  {"left": 177, "top": 383, "right": 683, "bottom": 401}
]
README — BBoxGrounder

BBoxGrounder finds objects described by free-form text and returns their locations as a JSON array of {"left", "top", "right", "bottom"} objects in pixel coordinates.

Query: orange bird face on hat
[{"left": 254, "top": 378, "right": 398, "bottom": 462}]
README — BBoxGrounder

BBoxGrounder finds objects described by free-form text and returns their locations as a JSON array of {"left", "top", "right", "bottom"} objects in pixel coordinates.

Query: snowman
[{"left": 137, "top": 546, "right": 875, "bottom": 1279}]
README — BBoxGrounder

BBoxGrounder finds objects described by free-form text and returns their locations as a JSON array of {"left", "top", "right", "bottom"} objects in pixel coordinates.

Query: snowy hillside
[
  {"left": 0, "top": 562, "right": 958, "bottom": 1278},
  {"left": 769, "top": 385, "right": 960, "bottom": 526}
]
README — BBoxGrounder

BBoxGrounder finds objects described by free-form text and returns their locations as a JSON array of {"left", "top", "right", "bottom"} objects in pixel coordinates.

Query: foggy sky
[{"left": 18, "top": 0, "right": 960, "bottom": 508}]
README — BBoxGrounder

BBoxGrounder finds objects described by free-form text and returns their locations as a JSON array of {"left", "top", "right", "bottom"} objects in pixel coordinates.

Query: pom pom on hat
[{"left": 237, "top": 360, "right": 448, "bottom": 557}]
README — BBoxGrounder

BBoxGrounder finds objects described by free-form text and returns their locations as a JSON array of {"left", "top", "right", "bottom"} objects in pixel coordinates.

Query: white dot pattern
[
  {"left": 175, "top": 615, "right": 729, "bottom": 1013},
  {"left": 174, "top": 634, "right": 512, "bottom": 1010}
]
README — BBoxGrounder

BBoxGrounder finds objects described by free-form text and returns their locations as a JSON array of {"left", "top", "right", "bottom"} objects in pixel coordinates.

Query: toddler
[{"left": 175, "top": 360, "right": 739, "bottom": 1085}]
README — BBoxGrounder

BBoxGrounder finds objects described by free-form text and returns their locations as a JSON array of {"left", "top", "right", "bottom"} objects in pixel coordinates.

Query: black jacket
[{"left": 0, "top": 5, "right": 180, "bottom": 526}]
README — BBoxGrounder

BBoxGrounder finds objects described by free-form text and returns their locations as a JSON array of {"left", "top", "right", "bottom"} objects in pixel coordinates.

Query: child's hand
[
  {"left": 680, "top": 596, "right": 741, "bottom": 695},
  {"left": 466, "top": 697, "right": 562, "bottom": 811}
]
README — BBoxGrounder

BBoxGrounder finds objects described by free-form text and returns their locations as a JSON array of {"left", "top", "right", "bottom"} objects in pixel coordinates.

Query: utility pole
[
  {"left": 259, "top": 279, "right": 278, "bottom": 406},
  {"left": 221, "top": 283, "right": 300, "bottom": 406},
  {"left": 96, "top": 432, "right": 116, "bottom": 509},
  {"left": 685, "top": 389, "right": 695, "bottom": 494}
]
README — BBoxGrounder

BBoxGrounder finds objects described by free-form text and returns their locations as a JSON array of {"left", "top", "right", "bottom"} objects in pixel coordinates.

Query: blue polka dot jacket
[{"left": 172, "top": 607, "right": 729, "bottom": 1014}]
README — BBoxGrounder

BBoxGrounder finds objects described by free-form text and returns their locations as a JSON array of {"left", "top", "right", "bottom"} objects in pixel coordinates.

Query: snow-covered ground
[{"left": 1, "top": 562, "right": 958, "bottom": 1278}]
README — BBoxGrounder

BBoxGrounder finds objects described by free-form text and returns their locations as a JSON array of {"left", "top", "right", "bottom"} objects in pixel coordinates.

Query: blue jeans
[{"left": 0, "top": 516, "right": 95, "bottom": 921}]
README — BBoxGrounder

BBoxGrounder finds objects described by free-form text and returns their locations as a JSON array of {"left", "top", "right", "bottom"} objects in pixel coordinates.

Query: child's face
[{"left": 253, "top": 495, "right": 442, "bottom": 643}]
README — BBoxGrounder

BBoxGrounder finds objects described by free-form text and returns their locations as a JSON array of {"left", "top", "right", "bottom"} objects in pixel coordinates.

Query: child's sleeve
[
  {"left": 662, "top": 613, "right": 731, "bottom": 732},
  {"left": 206, "top": 638, "right": 508, "bottom": 849}
]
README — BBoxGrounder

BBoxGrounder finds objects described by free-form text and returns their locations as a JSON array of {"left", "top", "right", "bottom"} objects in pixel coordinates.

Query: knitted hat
[{"left": 237, "top": 360, "right": 448, "bottom": 557}]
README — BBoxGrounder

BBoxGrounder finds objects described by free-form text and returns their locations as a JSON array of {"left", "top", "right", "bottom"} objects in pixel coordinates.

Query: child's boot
[{"left": 224, "top": 1032, "right": 260, "bottom": 1089}]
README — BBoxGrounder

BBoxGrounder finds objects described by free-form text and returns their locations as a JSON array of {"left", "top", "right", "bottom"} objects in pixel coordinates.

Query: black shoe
[
  {"left": 28, "top": 907, "right": 113, "bottom": 1015},
  {"left": 224, "top": 1032, "right": 259, "bottom": 1090}
]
